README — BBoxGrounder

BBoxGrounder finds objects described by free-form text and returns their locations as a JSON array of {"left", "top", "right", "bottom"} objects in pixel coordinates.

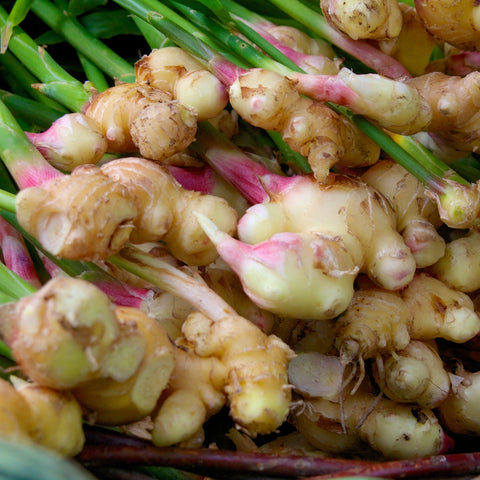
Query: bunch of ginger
[{"left": 7, "top": 0, "right": 480, "bottom": 466}]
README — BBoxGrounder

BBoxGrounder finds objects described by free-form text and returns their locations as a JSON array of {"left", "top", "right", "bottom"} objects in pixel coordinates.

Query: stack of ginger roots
[{"left": 6, "top": 0, "right": 480, "bottom": 465}]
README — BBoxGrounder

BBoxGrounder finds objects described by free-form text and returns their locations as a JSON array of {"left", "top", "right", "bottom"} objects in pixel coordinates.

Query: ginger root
[
  {"left": 414, "top": 0, "right": 480, "bottom": 51},
  {"left": 181, "top": 311, "right": 295, "bottom": 436},
  {"left": 73, "top": 306, "right": 175, "bottom": 425},
  {"left": 135, "top": 46, "right": 229, "bottom": 121},
  {"left": 228, "top": 68, "right": 380, "bottom": 181},
  {"left": 15, "top": 164, "right": 137, "bottom": 261},
  {"left": 85, "top": 81, "right": 197, "bottom": 161},
  {"left": 407, "top": 71, "right": 480, "bottom": 153},
  {"left": 362, "top": 159, "right": 445, "bottom": 268},
  {"left": 320, "top": 0, "right": 403, "bottom": 41},
  {"left": 2, "top": 276, "right": 120, "bottom": 389},
  {"left": 100, "top": 157, "right": 238, "bottom": 265}
]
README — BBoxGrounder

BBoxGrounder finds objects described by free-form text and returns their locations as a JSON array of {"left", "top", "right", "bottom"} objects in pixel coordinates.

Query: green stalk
[
  {"left": 167, "top": 0, "right": 293, "bottom": 74},
  {"left": 0, "top": 98, "right": 62, "bottom": 189},
  {"left": 0, "top": 89, "right": 64, "bottom": 129},
  {"left": 348, "top": 113, "right": 447, "bottom": 191},
  {"left": 0, "top": 4, "right": 90, "bottom": 111},
  {"left": 449, "top": 155, "right": 480, "bottom": 183},
  {"left": 267, "top": 131, "right": 311, "bottom": 173},
  {"left": 132, "top": 15, "right": 175, "bottom": 49},
  {"left": 0, "top": 260, "right": 37, "bottom": 298},
  {"left": 389, "top": 133, "right": 470, "bottom": 185},
  {"left": 113, "top": 0, "right": 247, "bottom": 67},
  {"left": 77, "top": 52, "right": 110, "bottom": 92},
  {"left": 30, "top": 0, "right": 135, "bottom": 82},
  {"left": 0, "top": 190, "right": 16, "bottom": 214},
  {"left": 0, "top": 0, "right": 33, "bottom": 53},
  {"left": 0, "top": 49, "right": 69, "bottom": 112},
  {"left": 265, "top": 0, "right": 410, "bottom": 78}
]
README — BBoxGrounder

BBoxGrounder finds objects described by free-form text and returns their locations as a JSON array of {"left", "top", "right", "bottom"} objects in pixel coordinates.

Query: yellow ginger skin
[
  {"left": 428, "top": 229, "right": 480, "bottom": 293},
  {"left": 0, "top": 377, "right": 34, "bottom": 444},
  {"left": 101, "top": 157, "right": 238, "bottom": 265},
  {"left": 135, "top": 46, "right": 229, "bottom": 121},
  {"left": 294, "top": 381, "right": 446, "bottom": 460},
  {"left": 334, "top": 287, "right": 412, "bottom": 364},
  {"left": 238, "top": 174, "right": 416, "bottom": 292},
  {"left": 152, "top": 344, "right": 228, "bottom": 447},
  {"left": 4, "top": 277, "right": 120, "bottom": 389},
  {"left": 85, "top": 81, "right": 197, "bottom": 161},
  {"left": 372, "top": 340, "right": 451, "bottom": 409},
  {"left": 15, "top": 164, "right": 137, "bottom": 261},
  {"left": 73, "top": 306, "right": 175, "bottom": 425},
  {"left": 438, "top": 369, "right": 480, "bottom": 436},
  {"left": 407, "top": 71, "right": 480, "bottom": 153},
  {"left": 362, "top": 159, "right": 445, "bottom": 268},
  {"left": 402, "top": 273, "right": 480, "bottom": 343},
  {"left": 181, "top": 311, "right": 295, "bottom": 436},
  {"left": 320, "top": 0, "right": 403, "bottom": 41},
  {"left": 378, "top": 3, "right": 437, "bottom": 76},
  {"left": 228, "top": 68, "right": 380, "bottom": 181},
  {"left": 12, "top": 377, "right": 85, "bottom": 457},
  {"left": 414, "top": 0, "right": 480, "bottom": 51}
]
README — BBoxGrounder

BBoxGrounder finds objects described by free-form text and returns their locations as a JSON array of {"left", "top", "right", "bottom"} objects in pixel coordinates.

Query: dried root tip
[
  {"left": 26, "top": 113, "right": 107, "bottom": 171},
  {"left": 7, "top": 277, "right": 120, "bottom": 389},
  {"left": 321, "top": 0, "right": 403, "bottom": 40}
]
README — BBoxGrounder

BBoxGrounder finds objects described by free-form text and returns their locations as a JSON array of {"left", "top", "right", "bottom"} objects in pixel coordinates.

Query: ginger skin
[
  {"left": 3, "top": 277, "right": 120, "bottom": 389},
  {"left": 362, "top": 159, "right": 445, "bottom": 268},
  {"left": 73, "top": 306, "right": 175, "bottom": 425},
  {"left": 407, "top": 71, "right": 480, "bottom": 153},
  {"left": 135, "top": 46, "right": 229, "bottom": 121},
  {"left": 85, "top": 82, "right": 197, "bottom": 162},
  {"left": 152, "top": 344, "right": 228, "bottom": 447},
  {"left": 180, "top": 311, "right": 295, "bottom": 436},
  {"left": 228, "top": 68, "right": 380, "bottom": 181},
  {"left": 320, "top": 0, "right": 403, "bottom": 41},
  {"left": 15, "top": 164, "right": 137, "bottom": 261},
  {"left": 294, "top": 380, "right": 449, "bottom": 460},
  {"left": 414, "top": 0, "right": 480, "bottom": 51},
  {"left": 101, "top": 157, "right": 238, "bottom": 266}
]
